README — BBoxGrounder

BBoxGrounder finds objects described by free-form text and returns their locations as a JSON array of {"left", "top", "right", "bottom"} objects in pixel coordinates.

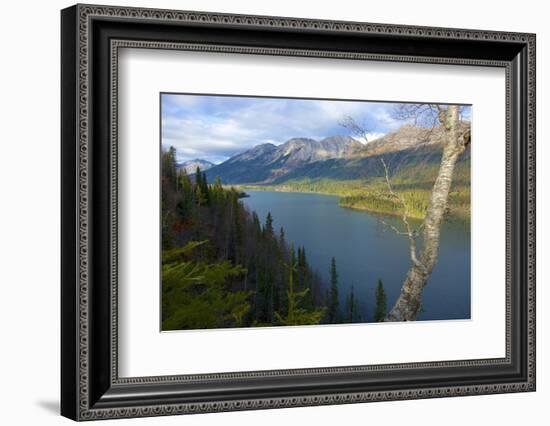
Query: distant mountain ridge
[
  {"left": 205, "top": 124, "right": 470, "bottom": 184},
  {"left": 354, "top": 123, "right": 469, "bottom": 158},
  {"left": 206, "top": 136, "right": 362, "bottom": 183},
  {"left": 178, "top": 159, "right": 215, "bottom": 174}
]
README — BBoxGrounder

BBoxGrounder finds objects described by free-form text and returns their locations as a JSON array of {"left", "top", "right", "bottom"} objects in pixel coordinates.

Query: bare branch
[
  {"left": 380, "top": 158, "right": 423, "bottom": 269},
  {"left": 393, "top": 103, "right": 445, "bottom": 130},
  {"left": 338, "top": 115, "right": 371, "bottom": 144},
  {"left": 378, "top": 218, "right": 409, "bottom": 236}
]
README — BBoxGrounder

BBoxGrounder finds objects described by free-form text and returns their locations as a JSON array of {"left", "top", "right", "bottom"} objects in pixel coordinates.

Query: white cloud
[{"left": 161, "top": 96, "right": 423, "bottom": 163}]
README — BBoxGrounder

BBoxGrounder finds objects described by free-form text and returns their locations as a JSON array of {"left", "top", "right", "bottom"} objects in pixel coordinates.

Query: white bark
[{"left": 386, "top": 105, "right": 470, "bottom": 321}]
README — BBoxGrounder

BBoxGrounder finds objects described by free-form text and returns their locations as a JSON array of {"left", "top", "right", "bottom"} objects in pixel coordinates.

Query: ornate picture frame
[{"left": 61, "top": 4, "right": 535, "bottom": 421}]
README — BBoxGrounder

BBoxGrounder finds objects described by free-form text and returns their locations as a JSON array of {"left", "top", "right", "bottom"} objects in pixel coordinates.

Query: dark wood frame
[{"left": 61, "top": 4, "right": 536, "bottom": 421}]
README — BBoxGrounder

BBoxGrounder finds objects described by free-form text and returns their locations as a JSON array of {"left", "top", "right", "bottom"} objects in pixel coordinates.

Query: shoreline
[
  {"left": 237, "top": 184, "right": 470, "bottom": 223},
  {"left": 239, "top": 185, "right": 340, "bottom": 197},
  {"left": 339, "top": 203, "right": 470, "bottom": 222}
]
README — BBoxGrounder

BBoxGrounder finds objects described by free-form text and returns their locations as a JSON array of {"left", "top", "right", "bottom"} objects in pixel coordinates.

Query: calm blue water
[{"left": 241, "top": 190, "right": 471, "bottom": 322}]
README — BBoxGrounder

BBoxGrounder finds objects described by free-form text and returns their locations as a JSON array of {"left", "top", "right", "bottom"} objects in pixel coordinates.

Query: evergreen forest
[{"left": 161, "top": 147, "right": 387, "bottom": 330}]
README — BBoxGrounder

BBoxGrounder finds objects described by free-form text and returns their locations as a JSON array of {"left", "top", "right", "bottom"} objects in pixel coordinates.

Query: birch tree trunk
[{"left": 386, "top": 105, "right": 469, "bottom": 321}]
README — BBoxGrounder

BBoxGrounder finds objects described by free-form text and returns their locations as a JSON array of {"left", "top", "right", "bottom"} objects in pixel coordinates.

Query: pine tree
[
  {"left": 252, "top": 212, "right": 262, "bottom": 238},
  {"left": 211, "top": 176, "right": 223, "bottom": 206},
  {"left": 255, "top": 262, "right": 265, "bottom": 322},
  {"left": 279, "top": 227, "right": 286, "bottom": 248},
  {"left": 195, "top": 185, "right": 207, "bottom": 206},
  {"left": 346, "top": 285, "right": 357, "bottom": 323},
  {"left": 264, "top": 269, "right": 274, "bottom": 323},
  {"left": 328, "top": 257, "right": 339, "bottom": 323},
  {"left": 229, "top": 191, "right": 243, "bottom": 263},
  {"left": 194, "top": 167, "right": 208, "bottom": 206},
  {"left": 162, "top": 241, "right": 251, "bottom": 330},
  {"left": 180, "top": 169, "right": 192, "bottom": 196},
  {"left": 275, "top": 226, "right": 287, "bottom": 315},
  {"left": 274, "top": 248, "right": 325, "bottom": 326},
  {"left": 195, "top": 166, "right": 202, "bottom": 189},
  {"left": 290, "top": 244, "right": 297, "bottom": 270},
  {"left": 264, "top": 212, "right": 274, "bottom": 238},
  {"left": 163, "top": 146, "right": 178, "bottom": 188},
  {"left": 213, "top": 175, "right": 223, "bottom": 190},
  {"left": 374, "top": 279, "right": 387, "bottom": 322},
  {"left": 160, "top": 147, "right": 180, "bottom": 249},
  {"left": 199, "top": 169, "right": 210, "bottom": 205},
  {"left": 178, "top": 169, "right": 193, "bottom": 219},
  {"left": 298, "top": 247, "right": 306, "bottom": 287},
  {"left": 297, "top": 246, "right": 313, "bottom": 309}
]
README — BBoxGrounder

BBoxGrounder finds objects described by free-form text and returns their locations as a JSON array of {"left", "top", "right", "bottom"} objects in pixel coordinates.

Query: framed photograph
[{"left": 61, "top": 4, "right": 536, "bottom": 421}]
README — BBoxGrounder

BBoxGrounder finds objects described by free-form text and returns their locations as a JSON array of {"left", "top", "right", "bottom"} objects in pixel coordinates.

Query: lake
[{"left": 241, "top": 190, "right": 471, "bottom": 322}]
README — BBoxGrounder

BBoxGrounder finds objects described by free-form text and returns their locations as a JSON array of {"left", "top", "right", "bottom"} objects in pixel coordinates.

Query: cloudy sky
[{"left": 161, "top": 93, "right": 471, "bottom": 164}]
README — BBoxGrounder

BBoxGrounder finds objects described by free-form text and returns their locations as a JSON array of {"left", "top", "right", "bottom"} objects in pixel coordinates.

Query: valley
[{"left": 203, "top": 124, "right": 471, "bottom": 221}]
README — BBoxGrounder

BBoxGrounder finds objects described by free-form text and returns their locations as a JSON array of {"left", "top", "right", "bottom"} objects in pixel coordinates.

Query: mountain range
[
  {"left": 204, "top": 136, "right": 362, "bottom": 183},
  {"left": 203, "top": 124, "right": 470, "bottom": 184}
]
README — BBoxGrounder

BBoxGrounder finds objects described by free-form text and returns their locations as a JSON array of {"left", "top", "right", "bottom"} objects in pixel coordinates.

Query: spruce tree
[
  {"left": 252, "top": 212, "right": 262, "bottom": 238},
  {"left": 265, "top": 269, "right": 274, "bottom": 323},
  {"left": 328, "top": 257, "right": 339, "bottom": 323},
  {"left": 179, "top": 169, "right": 193, "bottom": 218},
  {"left": 162, "top": 241, "right": 250, "bottom": 330},
  {"left": 289, "top": 244, "right": 297, "bottom": 272},
  {"left": 195, "top": 166, "right": 202, "bottom": 189},
  {"left": 195, "top": 185, "right": 207, "bottom": 206},
  {"left": 296, "top": 247, "right": 304, "bottom": 289},
  {"left": 194, "top": 166, "right": 207, "bottom": 206},
  {"left": 275, "top": 226, "right": 286, "bottom": 314},
  {"left": 374, "top": 279, "right": 387, "bottom": 322},
  {"left": 346, "top": 285, "right": 357, "bottom": 323},
  {"left": 264, "top": 212, "right": 274, "bottom": 238},
  {"left": 296, "top": 246, "right": 312, "bottom": 308},
  {"left": 211, "top": 176, "right": 223, "bottom": 206},
  {"left": 164, "top": 146, "right": 178, "bottom": 188},
  {"left": 200, "top": 169, "right": 210, "bottom": 205},
  {"left": 274, "top": 249, "right": 325, "bottom": 326},
  {"left": 230, "top": 191, "right": 243, "bottom": 263},
  {"left": 213, "top": 175, "right": 223, "bottom": 190},
  {"left": 279, "top": 227, "right": 286, "bottom": 248}
]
